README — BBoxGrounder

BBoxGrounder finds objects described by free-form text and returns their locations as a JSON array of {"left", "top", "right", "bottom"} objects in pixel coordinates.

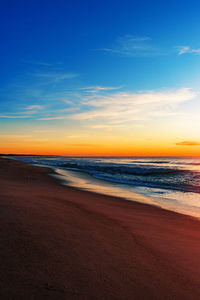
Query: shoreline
[
  {"left": 6, "top": 155, "right": 200, "bottom": 219},
  {"left": 1, "top": 157, "right": 200, "bottom": 299}
]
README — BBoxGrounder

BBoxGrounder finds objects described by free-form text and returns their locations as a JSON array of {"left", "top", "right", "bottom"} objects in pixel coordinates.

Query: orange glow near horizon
[{"left": 1, "top": 139, "right": 200, "bottom": 156}]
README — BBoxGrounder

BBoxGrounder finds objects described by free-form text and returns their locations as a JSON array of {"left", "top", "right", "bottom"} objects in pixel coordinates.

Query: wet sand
[{"left": 0, "top": 157, "right": 200, "bottom": 299}]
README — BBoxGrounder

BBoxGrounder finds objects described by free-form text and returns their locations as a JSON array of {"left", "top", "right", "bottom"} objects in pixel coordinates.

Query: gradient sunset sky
[{"left": 1, "top": 0, "right": 200, "bottom": 156}]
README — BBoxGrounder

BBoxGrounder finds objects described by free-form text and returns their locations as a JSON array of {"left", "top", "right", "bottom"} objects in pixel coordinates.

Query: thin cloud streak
[
  {"left": 33, "top": 72, "right": 79, "bottom": 82},
  {"left": 98, "top": 35, "right": 164, "bottom": 57},
  {"left": 35, "top": 87, "right": 196, "bottom": 126},
  {"left": 177, "top": 46, "right": 200, "bottom": 55},
  {"left": 25, "top": 105, "right": 44, "bottom": 110},
  {"left": 176, "top": 141, "right": 200, "bottom": 146},
  {"left": 37, "top": 115, "right": 69, "bottom": 120},
  {"left": 23, "top": 60, "right": 53, "bottom": 67},
  {"left": 80, "top": 86, "right": 122, "bottom": 92},
  {"left": 70, "top": 88, "right": 196, "bottom": 125},
  {"left": 0, "top": 115, "right": 30, "bottom": 119}
]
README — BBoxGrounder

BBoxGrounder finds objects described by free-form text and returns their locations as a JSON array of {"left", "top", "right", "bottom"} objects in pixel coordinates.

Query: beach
[{"left": 0, "top": 157, "right": 200, "bottom": 300}]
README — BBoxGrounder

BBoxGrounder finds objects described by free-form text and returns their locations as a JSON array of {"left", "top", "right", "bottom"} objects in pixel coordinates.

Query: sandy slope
[{"left": 0, "top": 157, "right": 200, "bottom": 300}]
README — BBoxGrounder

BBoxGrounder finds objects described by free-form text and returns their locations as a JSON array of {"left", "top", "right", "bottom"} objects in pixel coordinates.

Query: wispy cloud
[
  {"left": 2, "top": 65, "right": 197, "bottom": 128},
  {"left": 70, "top": 88, "right": 196, "bottom": 125},
  {"left": 0, "top": 115, "right": 30, "bottom": 119},
  {"left": 177, "top": 46, "right": 200, "bottom": 55},
  {"left": 176, "top": 141, "right": 200, "bottom": 146},
  {"left": 37, "top": 115, "right": 69, "bottom": 120},
  {"left": 23, "top": 60, "right": 53, "bottom": 67},
  {"left": 37, "top": 107, "right": 79, "bottom": 120},
  {"left": 80, "top": 86, "right": 122, "bottom": 93},
  {"left": 34, "top": 87, "right": 196, "bottom": 126},
  {"left": 33, "top": 72, "right": 79, "bottom": 82},
  {"left": 0, "top": 105, "right": 45, "bottom": 119},
  {"left": 25, "top": 105, "right": 44, "bottom": 110},
  {"left": 98, "top": 35, "right": 164, "bottom": 57}
]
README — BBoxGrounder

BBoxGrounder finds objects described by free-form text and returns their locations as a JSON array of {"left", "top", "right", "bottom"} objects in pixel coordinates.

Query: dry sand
[{"left": 0, "top": 157, "right": 200, "bottom": 300}]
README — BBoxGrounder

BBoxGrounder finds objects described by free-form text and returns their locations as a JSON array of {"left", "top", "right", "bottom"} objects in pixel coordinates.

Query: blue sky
[{"left": 1, "top": 0, "right": 200, "bottom": 155}]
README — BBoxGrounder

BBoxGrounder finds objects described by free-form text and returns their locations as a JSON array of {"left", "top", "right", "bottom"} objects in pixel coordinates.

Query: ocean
[{"left": 8, "top": 155, "right": 200, "bottom": 218}]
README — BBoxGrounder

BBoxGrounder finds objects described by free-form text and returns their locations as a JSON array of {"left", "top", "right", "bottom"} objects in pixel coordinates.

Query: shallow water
[{"left": 8, "top": 156, "right": 200, "bottom": 218}]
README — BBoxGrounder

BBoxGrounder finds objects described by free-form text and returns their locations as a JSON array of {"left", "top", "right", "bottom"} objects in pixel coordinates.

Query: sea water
[{"left": 8, "top": 156, "right": 200, "bottom": 218}]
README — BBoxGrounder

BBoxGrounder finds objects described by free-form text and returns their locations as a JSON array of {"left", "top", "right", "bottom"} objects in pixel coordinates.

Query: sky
[{"left": 1, "top": 0, "right": 200, "bottom": 156}]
